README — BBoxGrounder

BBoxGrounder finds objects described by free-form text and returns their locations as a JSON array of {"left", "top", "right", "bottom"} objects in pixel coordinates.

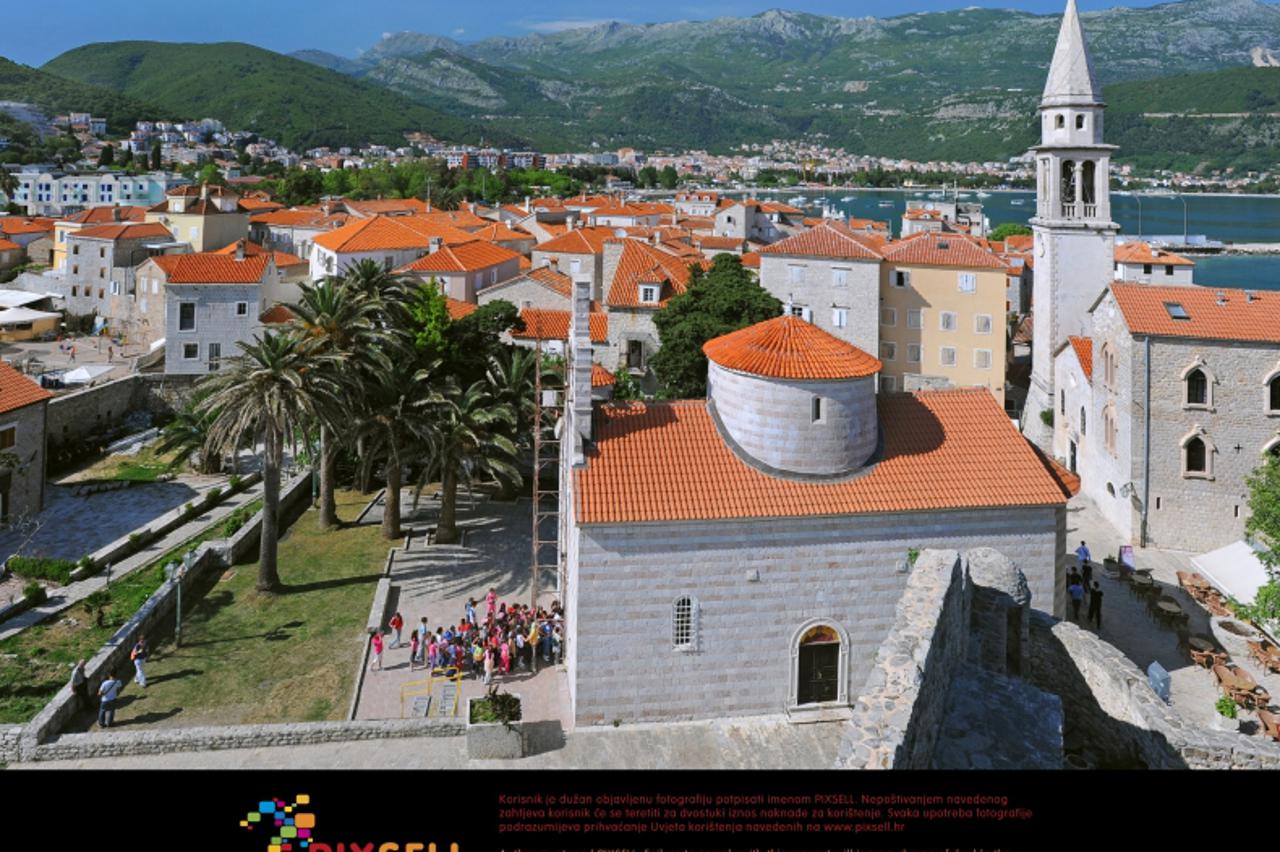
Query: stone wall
[
  {"left": 0, "top": 726, "right": 22, "bottom": 765},
  {"left": 1027, "top": 611, "right": 1280, "bottom": 770},
  {"left": 569, "top": 507, "right": 1060, "bottom": 726},
  {"left": 46, "top": 374, "right": 195, "bottom": 453},
  {"left": 27, "top": 718, "right": 462, "bottom": 762},
  {"left": 3, "top": 398, "right": 49, "bottom": 522},
  {"left": 758, "top": 255, "right": 880, "bottom": 358},
  {"left": 834, "top": 549, "right": 969, "bottom": 769}
]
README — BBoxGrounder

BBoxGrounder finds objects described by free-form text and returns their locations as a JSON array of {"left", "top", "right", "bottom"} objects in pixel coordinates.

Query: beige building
[
  {"left": 145, "top": 183, "right": 249, "bottom": 253},
  {"left": 878, "top": 233, "right": 1010, "bottom": 404}
]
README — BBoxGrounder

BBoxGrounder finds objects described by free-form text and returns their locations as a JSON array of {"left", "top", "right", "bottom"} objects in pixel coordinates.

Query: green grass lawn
[
  {"left": 83, "top": 490, "right": 388, "bottom": 729},
  {"left": 62, "top": 445, "right": 179, "bottom": 484},
  {"left": 0, "top": 520, "right": 238, "bottom": 724}
]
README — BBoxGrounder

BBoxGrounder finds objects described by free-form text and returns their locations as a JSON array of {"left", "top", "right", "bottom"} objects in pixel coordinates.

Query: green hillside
[
  {"left": 0, "top": 57, "right": 154, "bottom": 133},
  {"left": 40, "top": 42, "right": 517, "bottom": 150}
]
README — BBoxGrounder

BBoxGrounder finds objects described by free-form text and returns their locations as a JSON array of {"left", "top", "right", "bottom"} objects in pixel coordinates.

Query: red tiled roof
[
  {"left": 741, "top": 252, "right": 760, "bottom": 268},
  {"left": 1068, "top": 336, "right": 1093, "bottom": 383},
  {"left": 151, "top": 253, "right": 271, "bottom": 284},
  {"left": 312, "top": 216, "right": 471, "bottom": 253},
  {"left": 343, "top": 198, "right": 430, "bottom": 217},
  {"left": 591, "top": 364, "right": 615, "bottom": 387},
  {"left": 250, "top": 209, "right": 348, "bottom": 228},
  {"left": 74, "top": 222, "right": 172, "bottom": 241},
  {"left": 703, "top": 315, "right": 881, "bottom": 380},
  {"left": 510, "top": 308, "right": 608, "bottom": 343},
  {"left": 537, "top": 227, "right": 614, "bottom": 256},
  {"left": 0, "top": 239, "right": 20, "bottom": 252},
  {"left": 472, "top": 221, "right": 530, "bottom": 243},
  {"left": 757, "top": 222, "right": 883, "bottom": 260},
  {"left": 0, "top": 361, "right": 53, "bottom": 415},
  {"left": 882, "top": 232, "right": 1007, "bottom": 269},
  {"left": 446, "top": 298, "right": 477, "bottom": 320},
  {"left": 237, "top": 197, "right": 284, "bottom": 213},
  {"left": 575, "top": 390, "right": 1072, "bottom": 524},
  {"left": 695, "top": 236, "right": 745, "bottom": 250},
  {"left": 605, "top": 240, "right": 707, "bottom": 309},
  {"left": 260, "top": 305, "right": 296, "bottom": 324},
  {"left": 397, "top": 240, "right": 520, "bottom": 274},
  {"left": 526, "top": 265, "right": 572, "bottom": 298},
  {"left": 212, "top": 239, "right": 306, "bottom": 268},
  {"left": 1114, "top": 241, "right": 1195, "bottom": 267},
  {"left": 420, "top": 209, "right": 489, "bottom": 231},
  {"left": 1003, "top": 234, "right": 1033, "bottom": 252},
  {"left": 60, "top": 207, "right": 146, "bottom": 225},
  {"left": 1111, "top": 283, "right": 1280, "bottom": 343}
]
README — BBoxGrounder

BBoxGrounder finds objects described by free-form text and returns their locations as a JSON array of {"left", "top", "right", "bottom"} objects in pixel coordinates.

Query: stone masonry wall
[
  {"left": 758, "top": 255, "right": 880, "bottom": 358},
  {"left": 834, "top": 550, "right": 968, "bottom": 769},
  {"left": 1028, "top": 611, "right": 1280, "bottom": 770},
  {"left": 570, "top": 507, "right": 1060, "bottom": 726},
  {"left": 46, "top": 374, "right": 193, "bottom": 452}
]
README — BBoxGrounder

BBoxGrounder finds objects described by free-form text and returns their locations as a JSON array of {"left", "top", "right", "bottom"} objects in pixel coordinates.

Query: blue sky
[{"left": 2, "top": 0, "right": 1178, "bottom": 67}]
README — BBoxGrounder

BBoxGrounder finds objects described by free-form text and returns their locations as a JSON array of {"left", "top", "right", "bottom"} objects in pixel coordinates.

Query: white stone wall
[
  {"left": 708, "top": 360, "right": 877, "bottom": 475},
  {"left": 569, "top": 506, "right": 1063, "bottom": 725},
  {"left": 532, "top": 251, "right": 601, "bottom": 301},
  {"left": 308, "top": 246, "right": 426, "bottom": 282},
  {"left": 1116, "top": 261, "right": 1194, "bottom": 286},
  {"left": 164, "top": 283, "right": 261, "bottom": 376},
  {"left": 604, "top": 307, "right": 659, "bottom": 379},
  {"left": 1, "top": 401, "right": 47, "bottom": 522},
  {"left": 1080, "top": 294, "right": 1139, "bottom": 542},
  {"left": 1052, "top": 342, "right": 1092, "bottom": 474},
  {"left": 477, "top": 276, "right": 570, "bottom": 311},
  {"left": 757, "top": 255, "right": 880, "bottom": 357}
]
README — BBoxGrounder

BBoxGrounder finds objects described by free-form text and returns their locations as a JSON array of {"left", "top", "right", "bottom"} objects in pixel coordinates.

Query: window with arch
[
  {"left": 1185, "top": 367, "right": 1209, "bottom": 408},
  {"left": 1076, "top": 114, "right": 1085, "bottom": 130},
  {"left": 1081, "top": 161, "right": 1096, "bottom": 204},
  {"left": 672, "top": 596, "right": 697, "bottom": 650},
  {"left": 1100, "top": 343, "right": 1115, "bottom": 387},
  {"left": 1268, "top": 374, "right": 1280, "bottom": 414},
  {"left": 1055, "top": 114, "right": 1065, "bottom": 129},
  {"left": 1184, "top": 436, "right": 1207, "bottom": 476},
  {"left": 1061, "top": 160, "right": 1076, "bottom": 203},
  {"left": 1102, "top": 404, "right": 1117, "bottom": 456},
  {"left": 1080, "top": 406, "right": 1087, "bottom": 435}
]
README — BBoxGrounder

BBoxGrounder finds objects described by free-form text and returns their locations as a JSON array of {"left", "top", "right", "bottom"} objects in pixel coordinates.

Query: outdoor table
[
  {"left": 1156, "top": 600, "right": 1183, "bottom": 621},
  {"left": 1188, "top": 637, "right": 1214, "bottom": 653}
]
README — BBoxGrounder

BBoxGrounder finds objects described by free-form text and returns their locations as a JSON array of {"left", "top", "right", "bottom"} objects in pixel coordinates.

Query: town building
[
  {"left": 557, "top": 298, "right": 1072, "bottom": 726},
  {"left": 0, "top": 363, "right": 52, "bottom": 525},
  {"left": 1, "top": 168, "right": 175, "bottom": 216},
  {"left": 395, "top": 240, "right": 522, "bottom": 303},
  {"left": 307, "top": 216, "right": 472, "bottom": 281},
  {"left": 1022, "top": 0, "right": 1120, "bottom": 450},
  {"left": 57, "top": 221, "right": 178, "bottom": 318},
  {"left": 1113, "top": 241, "right": 1195, "bottom": 285},
  {"left": 145, "top": 183, "right": 250, "bottom": 253},
  {"left": 530, "top": 227, "right": 614, "bottom": 302},
  {"left": 51, "top": 206, "right": 148, "bottom": 272}
]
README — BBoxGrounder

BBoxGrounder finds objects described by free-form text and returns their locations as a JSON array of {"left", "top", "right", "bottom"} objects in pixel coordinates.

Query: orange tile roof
[
  {"left": 526, "top": 265, "right": 572, "bottom": 298},
  {"left": 1114, "top": 241, "right": 1195, "bottom": 267},
  {"left": 510, "top": 308, "right": 608, "bottom": 343},
  {"left": 212, "top": 239, "right": 306, "bottom": 268},
  {"left": 421, "top": 209, "right": 490, "bottom": 231},
  {"left": 882, "top": 232, "right": 1007, "bottom": 269},
  {"left": 676, "top": 215, "right": 716, "bottom": 230},
  {"left": 60, "top": 207, "right": 146, "bottom": 225},
  {"left": 1110, "top": 283, "right": 1280, "bottom": 343},
  {"left": 518, "top": 255, "right": 531, "bottom": 270},
  {"left": 312, "top": 216, "right": 470, "bottom": 253},
  {"left": 260, "top": 304, "right": 296, "bottom": 324},
  {"left": 605, "top": 239, "right": 706, "bottom": 309},
  {"left": 250, "top": 209, "right": 348, "bottom": 228},
  {"left": 1068, "top": 336, "right": 1093, "bottom": 382},
  {"left": 151, "top": 253, "right": 272, "bottom": 284},
  {"left": 343, "top": 198, "right": 430, "bottom": 217},
  {"left": 397, "top": 240, "right": 520, "bottom": 274},
  {"left": 237, "top": 197, "right": 284, "bottom": 212},
  {"left": 0, "top": 218, "right": 55, "bottom": 236},
  {"left": 575, "top": 390, "right": 1072, "bottom": 524},
  {"left": 695, "top": 236, "right": 745, "bottom": 250},
  {"left": 0, "top": 361, "right": 53, "bottom": 415},
  {"left": 472, "top": 221, "right": 530, "bottom": 243},
  {"left": 591, "top": 364, "right": 615, "bottom": 387},
  {"left": 741, "top": 252, "right": 760, "bottom": 268},
  {"left": 757, "top": 222, "right": 883, "bottom": 260},
  {"left": 74, "top": 222, "right": 173, "bottom": 241},
  {"left": 704, "top": 315, "right": 881, "bottom": 380},
  {"left": 1003, "top": 234, "right": 1033, "bottom": 252},
  {"left": 446, "top": 298, "right": 478, "bottom": 320},
  {"left": 537, "top": 227, "right": 614, "bottom": 256},
  {"left": 0, "top": 239, "right": 20, "bottom": 252}
]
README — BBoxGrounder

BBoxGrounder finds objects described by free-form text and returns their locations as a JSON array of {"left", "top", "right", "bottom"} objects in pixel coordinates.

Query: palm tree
[
  {"left": 426, "top": 380, "right": 521, "bottom": 545},
  {"left": 485, "top": 348, "right": 557, "bottom": 499},
  {"left": 156, "top": 397, "right": 222, "bottom": 474},
  {"left": 199, "top": 331, "right": 343, "bottom": 591},
  {"left": 287, "top": 276, "right": 393, "bottom": 528}
]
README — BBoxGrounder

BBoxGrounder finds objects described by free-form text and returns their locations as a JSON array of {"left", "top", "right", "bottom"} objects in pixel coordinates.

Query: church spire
[{"left": 1041, "top": 0, "right": 1102, "bottom": 108}]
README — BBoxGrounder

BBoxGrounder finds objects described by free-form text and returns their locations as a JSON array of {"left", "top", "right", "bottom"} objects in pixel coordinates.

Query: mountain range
[{"left": 16, "top": 0, "right": 1280, "bottom": 168}]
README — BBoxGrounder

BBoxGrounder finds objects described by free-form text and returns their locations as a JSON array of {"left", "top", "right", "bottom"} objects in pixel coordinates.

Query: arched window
[
  {"left": 1099, "top": 343, "right": 1114, "bottom": 386},
  {"left": 1055, "top": 114, "right": 1065, "bottom": 129},
  {"left": 672, "top": 596, "right": 696, "bottom": 650},
  {"left": 1080, "top": 406, "right": 1087, "bottom": 435},
  {"left": 1185, "top": 437, "right": 1207, "bottom": 474},
  {"left": 1269, "top": 375, "right": 1280, "bottom": 413},
  {"left": 1081, "top": 161, "right": 1096, "bottom": 204},
  {"left": 1061, "top": 160, "right": 1076, "bottom": 203},
  {"left": 1076, "top": 114, "right": 1085, "bottom": 130},
  {"left": 1186, "top": 368, "right": 1208, "bottom": 406}
]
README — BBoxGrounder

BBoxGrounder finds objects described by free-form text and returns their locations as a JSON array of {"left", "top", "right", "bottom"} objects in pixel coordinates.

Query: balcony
[
  {"left": 1061, "top": 203, "right": 1077, "bottom": 218},
  {"left": 1083, "top": 204, "right": 1097, "bottom": 218}
]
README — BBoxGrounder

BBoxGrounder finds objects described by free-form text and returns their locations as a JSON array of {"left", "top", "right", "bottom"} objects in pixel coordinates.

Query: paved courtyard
[
  {"left": 1065, "top": 495, "right": 1278, "bottom": 733},
  {"left": 353, "top": 491, "right": 570, "bottom": 731}
]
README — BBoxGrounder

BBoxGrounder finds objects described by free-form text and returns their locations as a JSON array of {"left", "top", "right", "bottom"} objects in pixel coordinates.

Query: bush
[
  {"left": 470, "top": 686, "right": 522, "bottom": 729},
  {"left": 228, "top": 475, "right": 242, "bottom": 491},
  {"left": 207, "top": 486, "right": 223, "bottom": 502},
  {"left": 127, "top": 532, "right": 145, "bottom": 552},
  {"left": 1040, "top": 408, "right": 1054, "bottom": 427},
  {"left": 222, "top": 505, "right": 254, "bottom": 538},
  {"left": 1216, "top": 695, "right": 1238, "bottom": 719},
  {"left": 22, "top": 581, "right": 46, "bottom": 605},
  {"left": 182, "top": 502, "right": 198, "bottom": 521},
  {"left": 8, "top": 556, "right": 78, "bottom": 585}
]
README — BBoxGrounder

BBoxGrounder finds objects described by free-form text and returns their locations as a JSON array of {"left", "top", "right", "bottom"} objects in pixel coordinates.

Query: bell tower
[{"left": 1023, "top": 0, "right": 1118, "bottom": 450}]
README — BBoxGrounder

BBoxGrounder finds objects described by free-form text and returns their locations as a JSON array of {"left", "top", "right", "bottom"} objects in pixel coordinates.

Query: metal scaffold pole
[{"left": 530, "top": 328, "right": 563, "bottom": 612}]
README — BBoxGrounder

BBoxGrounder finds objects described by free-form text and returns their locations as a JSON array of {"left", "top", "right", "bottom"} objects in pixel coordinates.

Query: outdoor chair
[{"left": 1259, "top": 709, "right": 1280, "bottom": 743}]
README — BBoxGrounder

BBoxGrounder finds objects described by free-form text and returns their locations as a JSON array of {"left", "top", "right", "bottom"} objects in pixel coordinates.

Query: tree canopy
[{"left": 989, "top": 222, "right": 1033, "bottom": 241}]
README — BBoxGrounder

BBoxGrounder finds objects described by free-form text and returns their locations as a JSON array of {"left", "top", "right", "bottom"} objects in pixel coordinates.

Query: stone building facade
[{"left": 0, "top": 364, "right": 51, "bottom": 526}]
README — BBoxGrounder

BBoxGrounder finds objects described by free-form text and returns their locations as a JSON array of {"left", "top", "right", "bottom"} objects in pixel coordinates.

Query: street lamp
[{"left": 164, "top": 550, "right": 193, "bottom": 647}]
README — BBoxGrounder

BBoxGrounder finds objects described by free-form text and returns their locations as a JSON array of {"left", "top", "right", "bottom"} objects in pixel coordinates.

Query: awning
[
  {"left": 1191, "top": 540, "right": 1269, "bottom": 605},
  {"left": 63, "top": 364, "right": 115, "bottom": 384},
  {"left": 0, "top": 306, "right": 59, "bottom": 326}
]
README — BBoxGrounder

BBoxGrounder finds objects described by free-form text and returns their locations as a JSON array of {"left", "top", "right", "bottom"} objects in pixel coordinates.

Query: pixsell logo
[{"left": 239, "top": 794, "right": 457, "bottom": 852}]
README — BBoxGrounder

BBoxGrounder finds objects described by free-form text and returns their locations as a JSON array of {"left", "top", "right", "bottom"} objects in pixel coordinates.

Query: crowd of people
[{"left": 370, "top": 587, "right": 565, "bottom": 683}]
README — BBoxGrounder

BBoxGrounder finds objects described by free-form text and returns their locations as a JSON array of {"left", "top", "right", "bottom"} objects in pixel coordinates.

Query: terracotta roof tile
[
  {"left": 510, "top": 308, "right": 608, "bottom": 343},
  {"left": 212, "top": 239, "right": 305, "bottom": 268},
  {"left": 1111, "top": 283, "right": 1280, "bottom": 343},
  {"left": 446, "top": 298, "right": 477, "bottom": 320},
  {"left": 575, "top": 390, "right": 1071, "bottom": 524},
  {"left": 396, "top": 240, "right": 520, "bottom": 274},
  {"left": 757, "top": 222, "right": 883, "bottom": 260},
  {"left": 591, "top": 364, "right": 615, "bottom": 387},
  {"left": 0, "top": 239, "right": 20, "bottom": 252},
  {"left": 260, "top": 305, "right": 296, "bottom": 324},
  {"left": 604, "top": 240, "right": 707, "bottom": 309},
  {"left": 703, "top": 315, "right": 881, "bottom": 380},
  {"left": 312, "top": 216, "right": 470, "bottom": 253},
  {"left": 1003, "top": 234, "right": 1033, "bottom": 252},
  {"left": 1114, "top": 241, "right": 1195, "bottom": 267},
  {"left": 695, "top": 236, "right": 745, "bottom": 250},
  {"left": 1068, "top": 336, "right": 1093, "bottom": 382},
  {"left": 60, "top": 207, "right": 146, "bottom": 225},
  {"left": 526, "top": 265, "right": 572, "bottom": 297},
  {"left": 0, "top": 217, "right": 56, "bottom": 236},
  {"left": 472, "top": 221, "right": 530, "bottom": 243},
  {"left": 741, "top": 252, "right": 760, "bottom": 268},
  {"left": 151, "top": 253, "right": 271, "bottom": 284},
  {"left": 342, "top": 198, "right": 429, "bottom": 217},
  {"left": 537, "top": 227, "right": 614, "bottom": 256},
  {"left": 882, "top": 232, "right": 1007, "bottom": 269},
  {"left": 0, "top": 361, "right": 52, "bottom": 415},
  {"left": 74, "top": 222, "right": 172, "bottom": 241}
]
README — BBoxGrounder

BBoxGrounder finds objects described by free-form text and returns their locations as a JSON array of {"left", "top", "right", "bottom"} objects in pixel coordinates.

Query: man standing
[
  {"left": 1088, "top": 581, "right": 1104, "bottom": 628},
  {"left": 1076, "top": 540, "right": 1094, "bottom": 589},
  {"left": 97, "top": 672, "right": 122, "bottom": 728},
  {"left": 70, "top": 659, "right": 89, "bottom": 711},
  {"left": 1068, "top": 578, "right": 1085, "bottom": 622},
  {"left": 130, "top": 637, "right": 149, "bottom": 687}
]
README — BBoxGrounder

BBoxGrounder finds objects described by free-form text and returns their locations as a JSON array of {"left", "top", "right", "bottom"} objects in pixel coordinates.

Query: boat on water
[
  {"left": 977, "top": 191, "right": 992, "bottom": 198},
  {"left": 1010, "top": 198, "right": 1026, "bottom": 206},
  {"left": 792, "top": 196, "right": 809, "bottom": 205},
  {"left": 927, "top": 192, "right": 944, "bottom": 200},
  {"left": 878, "top": 200, "right": 895, "bottom": 207},
  {"left": 840, "top": 195, "right": 855, "bottom": 202}
]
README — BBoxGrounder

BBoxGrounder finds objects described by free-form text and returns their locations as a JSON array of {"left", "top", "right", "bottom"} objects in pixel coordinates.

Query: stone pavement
[
  {"left": 354, "top": 491, "right": 571, "bottom": 732},
  {"left": 1064, "top": 494, "right": 1279, "bottom": 732},
  {"left": 0, "top": 479, "right": 264, "bottom": 642},
  {"left": 13, "top": 715, "right": 844, "bottom": 770}
]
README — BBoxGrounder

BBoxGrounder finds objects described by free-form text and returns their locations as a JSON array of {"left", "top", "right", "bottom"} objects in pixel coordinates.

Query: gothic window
[
  {"left": 1081, "top": 161, "right": 1096, "bottom": 204},
  {"left": 1268, "top": 375, "right": 1280, "bottom": 413},
  {"left": 1061, "top": 160, "right": 1076, "bottom": 204},
  {"left": 1185, "top": 367, "right": 1209, "bottom": 408},
  {"left": 1055, "top": 114, "right": 1065, "bottom": 129},
  {"left": 1184, "top": 437, "right": 1207, "bottom": 475},
  {"left": 672, "top": 596, "right": 696, "bottom": 650}
]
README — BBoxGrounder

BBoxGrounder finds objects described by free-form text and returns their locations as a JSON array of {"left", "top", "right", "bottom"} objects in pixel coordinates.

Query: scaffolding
[{"left": 530, "top": 336, "right": 563, "bottom": 610}]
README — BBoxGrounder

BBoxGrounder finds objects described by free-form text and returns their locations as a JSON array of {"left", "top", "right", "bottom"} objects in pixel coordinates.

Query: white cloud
[{"left": 523, "top": 18, "right": 626, "bottom": 34}]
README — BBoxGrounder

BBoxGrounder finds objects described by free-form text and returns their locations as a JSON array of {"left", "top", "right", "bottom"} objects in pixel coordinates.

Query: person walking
[
  {"left": 486, "top": 587, "right": 497, "bottom": 621},
  {"left": 408, "top": 630, "right": 420, "bottom": 671},
  {"left": 388, "top": 612, "right": 404, "bottom": 649},
  {"left": 130, "top": 637, "right": 149, "bottom": 688},
  {"left": 465, "top": 598, "right": 477, "bottom": 627},
  {"left": 483, "top": 647, "right": 495, "bottom": 685},
  {"left": 70, "top": 659, "right": 89, "bottom": 711},
  {"left": 97, "top": 672, "right": 122, "bottom": 728},
  {"left": 1068, "top": 578, "right": 1085, "bottom": 622},
  {"left": 418, "top": 616, "right": 429, "bottom": 644},
  {"left": 1088, "top": 581, "right": 1104, "bottom": 628},
  {"left": 500, "top": 638, "right": 512, "bottom": 674},
  {"left": 369, "top": 632, "right": 383, "bottom": 671}
]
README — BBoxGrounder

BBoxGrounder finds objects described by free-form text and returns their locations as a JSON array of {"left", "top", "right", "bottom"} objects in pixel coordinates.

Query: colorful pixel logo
[{"left": 240, "top": 794, "right": 316, "bottom": 852}]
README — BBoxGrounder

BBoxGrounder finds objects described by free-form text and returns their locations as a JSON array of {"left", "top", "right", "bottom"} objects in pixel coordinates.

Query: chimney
[
  {"left": 234, "top": 240, "right": 245, "bottom": 261},
  {"left": 1245, "top": 289, "right": 1256, "bottom": 303},
  {"left": 1216, "top": 290, "right": 1227, "bottom": 305},
  {"left": 429, "top": 236, "right": 442, "bottom": 254},
  {"left": 567, "top": 215, "right": 576, "bottom": 232},
  {"left": 200, "top": 182, "right": 208, "bottom": 202},
  {"left": 524, "top": 195, "right": 531, "bottom": 213},
  {"left": 112, "top": 207, "right": 121, "bottom": 222},
  {"left": 569, "top": 274, "right": 594, "bottom": 449},
  {"left": 547, "top": 256, "right": 559, "bottom": 273}
]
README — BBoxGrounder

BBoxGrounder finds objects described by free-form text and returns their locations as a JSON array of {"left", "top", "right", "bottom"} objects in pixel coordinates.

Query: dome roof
[{"left": 703, "top": 315, "right": 881, "bottom": 381}]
